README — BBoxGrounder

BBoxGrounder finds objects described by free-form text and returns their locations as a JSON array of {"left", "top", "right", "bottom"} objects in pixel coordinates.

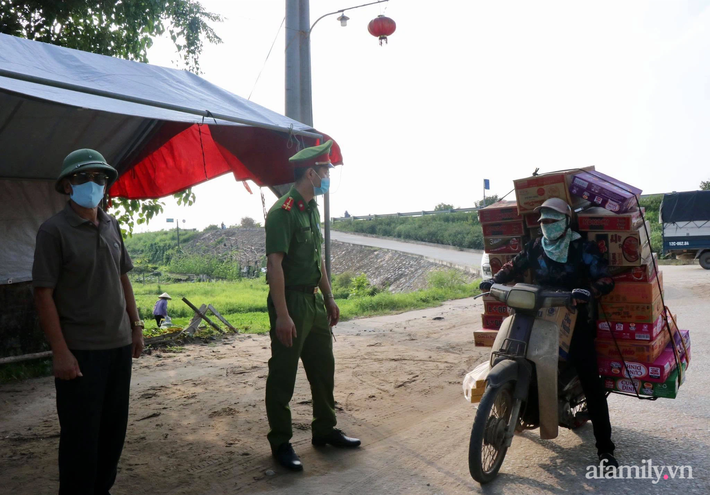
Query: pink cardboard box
[
  {"left": 597, "top": 330, "right": 690, "bottom": 383},
  {"left": 596, "top": 313, "right": 671, "bottom": 341},
  {"left": 569, "top": 171, "right": 642, "bottom": 213}
]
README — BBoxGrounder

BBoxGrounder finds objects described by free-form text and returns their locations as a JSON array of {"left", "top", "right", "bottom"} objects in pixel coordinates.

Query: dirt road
[{"left": 1, "top": 266, "right": 708, "bottom": 494}]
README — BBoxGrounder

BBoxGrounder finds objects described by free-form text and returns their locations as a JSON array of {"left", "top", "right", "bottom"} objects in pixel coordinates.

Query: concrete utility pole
[
  {"left": 285, "top": 0, "right": 332, "bottom": 282},
  {"left": 285, "top": 0, "right": 388, "bottom": 282}
]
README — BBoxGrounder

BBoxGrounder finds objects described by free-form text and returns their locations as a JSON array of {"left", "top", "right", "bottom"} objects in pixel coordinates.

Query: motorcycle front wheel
[{"left": 468, "top": 380, "right": 520, "bottom": 484}]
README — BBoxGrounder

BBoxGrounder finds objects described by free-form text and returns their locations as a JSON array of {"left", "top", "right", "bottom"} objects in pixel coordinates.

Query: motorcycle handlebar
[{"left": 539, "top": 291, "right": 572, "bottom": 308}]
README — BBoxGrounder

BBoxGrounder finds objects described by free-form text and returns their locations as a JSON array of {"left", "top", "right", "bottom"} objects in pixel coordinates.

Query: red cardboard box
[
  {"left": 483, "top": 300, "right": 509, "bottom": 316},
  {"left": 610, "top": 254, "right": 659, "bottom": 283},
  {"left": 482, "top": 314, "right": 505, "bottom": 330},
  {"left": 601, "top": 272, "right": 663, "bottom": 304},
  {"left": 483, "top": 236, "right": 524, "bottom": 254},
  {"left": 478, "top": 200, "right": 523, "bottom": 224},
  {"left": 598, "top": 293, "right": 664, "bottom": 323},
  {"left": 577, "top": 207, "right": 644, "bottom": 232},
  {"left": 474, "top": 329, "right": 499, "bottom": 347},
  {"left": 569, "top": 170, "right": 642, "bottom": 214},
  {"left": 488, "top": 254, "right": 516, "bottom": 275},
  {"left": 596, "top": 312, "right": 671, "bottom": 341},
  {"left": 587, "top": 222, "right": 652, "bottom": 266},
  {"left": 482, "top": 221, "right": 525, "bottom": 237},
  {"left": 514, "top": 167, "right": 595, "bottom": 213},
  {"left": 597, "top": 330, "right": 690, "bottom": 383}
]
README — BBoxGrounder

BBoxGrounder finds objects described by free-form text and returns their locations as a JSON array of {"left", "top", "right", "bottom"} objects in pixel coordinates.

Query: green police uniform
[{"left": 264, "top": 185, "right": 337, "bottom": 450}]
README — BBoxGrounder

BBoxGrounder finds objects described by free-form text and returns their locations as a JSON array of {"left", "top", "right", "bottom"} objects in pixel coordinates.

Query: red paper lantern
[{"left": 368, "top": 15, "right": 396, "bottom": 46}]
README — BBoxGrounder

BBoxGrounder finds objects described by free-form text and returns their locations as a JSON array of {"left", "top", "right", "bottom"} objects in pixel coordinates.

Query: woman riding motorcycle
[{"left": 479, "top": 197, "right": 618, "bottom": 468}]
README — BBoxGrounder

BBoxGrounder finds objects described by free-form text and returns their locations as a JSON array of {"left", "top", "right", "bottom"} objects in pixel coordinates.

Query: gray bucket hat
[{"left": 534, "top": 197, "right": 572, "bottom": 220}]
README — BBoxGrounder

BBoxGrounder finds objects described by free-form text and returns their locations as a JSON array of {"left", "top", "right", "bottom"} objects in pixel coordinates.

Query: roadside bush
[
  {"left": 168, "top": 254, "right": 241, "bottom": 281},
  {"left": 428, "top": 269, "right": 467, "bottom": 290},
  {"left": 349, "top": 273, "right": 380, "bottom": 298}
]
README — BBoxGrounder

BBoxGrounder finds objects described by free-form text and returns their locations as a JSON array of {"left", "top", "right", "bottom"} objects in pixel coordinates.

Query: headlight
[{"left": 506, "top": 289, "right": 537, "bottom": 310}]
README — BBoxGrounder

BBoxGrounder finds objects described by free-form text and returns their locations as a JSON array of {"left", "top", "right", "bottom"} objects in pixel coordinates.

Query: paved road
[{"left": 331, "top": 231, "right": 483, "bottom": 272}]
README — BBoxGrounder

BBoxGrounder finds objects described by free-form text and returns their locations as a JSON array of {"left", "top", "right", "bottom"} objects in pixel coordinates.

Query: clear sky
[{"left": 138, "top": 0, "right": 710, "bottom": 232}]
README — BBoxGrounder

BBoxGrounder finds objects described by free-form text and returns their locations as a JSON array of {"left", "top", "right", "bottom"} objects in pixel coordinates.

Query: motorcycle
[{"left": 467, "top": 283, "right": 589, "bottom": 484}]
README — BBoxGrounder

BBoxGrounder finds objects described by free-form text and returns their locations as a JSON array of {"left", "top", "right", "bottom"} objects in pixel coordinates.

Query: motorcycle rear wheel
[{"left": 468, "top": 380, "right": 519, "bottom": 484}]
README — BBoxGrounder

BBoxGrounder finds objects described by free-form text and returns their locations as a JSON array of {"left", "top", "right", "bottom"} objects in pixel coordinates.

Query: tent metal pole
[{"left": 0, "top": 68, "right": 322, "bottom": 140}]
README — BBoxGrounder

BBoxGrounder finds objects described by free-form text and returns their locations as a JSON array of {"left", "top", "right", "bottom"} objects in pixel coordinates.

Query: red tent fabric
[{"left": 110, "top": 123, "right": 342, "bottom": 199}]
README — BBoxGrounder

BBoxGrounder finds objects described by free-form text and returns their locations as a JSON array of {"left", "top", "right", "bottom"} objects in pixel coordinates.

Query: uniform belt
[{"left": 286, "top": 285, "right": 318, "bottom": 294}]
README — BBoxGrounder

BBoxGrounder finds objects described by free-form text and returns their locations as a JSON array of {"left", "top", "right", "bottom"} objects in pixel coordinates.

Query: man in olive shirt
[
  {"left": 33, "top": 149, "right": 144, "bottom": 495},
  {"left": 265, "top": 140, "right": 360, "bottom": 471}
]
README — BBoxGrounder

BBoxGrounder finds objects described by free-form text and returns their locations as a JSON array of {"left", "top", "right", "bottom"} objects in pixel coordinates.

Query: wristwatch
[{"left": 132, "top": 320, "right": 145, "bottom": 328}]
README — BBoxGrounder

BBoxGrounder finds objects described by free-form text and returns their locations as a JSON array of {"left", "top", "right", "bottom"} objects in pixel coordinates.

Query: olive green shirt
[
  {"left": 32, "top": 202, "right": 133, "bottom": 350},
  {"left": 265, "top": 187, "right": 323, "bottom": 287}
]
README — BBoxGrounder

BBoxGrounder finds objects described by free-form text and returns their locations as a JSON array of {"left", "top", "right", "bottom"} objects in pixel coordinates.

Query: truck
[{"left": 660, "top": 190, "right": 710, "bottom": 269}]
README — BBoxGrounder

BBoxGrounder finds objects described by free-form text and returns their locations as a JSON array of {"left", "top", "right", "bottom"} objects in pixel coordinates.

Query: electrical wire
[{"left": 248, "top": 17, "right": 285, "bottom": 101}]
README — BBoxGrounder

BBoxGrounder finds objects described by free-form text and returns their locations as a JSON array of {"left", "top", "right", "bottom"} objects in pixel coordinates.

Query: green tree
[
  {"left": 1, "top": 0, "right": 222, "bottom": 234},
  {"left": 1, "top": 0, "right": 222, "bottom": 73},
  {"left": 434, "top": 203, "right": 454, "bottom": 211},
  {"left": 701, "top": 180, "right": 710, "bottom": 191},
  {"left": 240, "top": 217, "right": 257, "bottom": 228}
]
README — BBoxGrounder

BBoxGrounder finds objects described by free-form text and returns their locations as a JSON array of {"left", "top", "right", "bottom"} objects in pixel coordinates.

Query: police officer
[{"left": 264, "top": 140, "right": 360, "bottom": 471}]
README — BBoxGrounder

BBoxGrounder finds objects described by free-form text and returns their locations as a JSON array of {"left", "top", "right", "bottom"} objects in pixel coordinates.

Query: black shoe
[
  {"left": 312, "top": 428, "right": 361, "bottom": 448},
  {"left": 273, "top": 443, "right": 303, "bottom": 471},
  {"left": 598, "top": 452, "right": 619, "bottom": 470}
]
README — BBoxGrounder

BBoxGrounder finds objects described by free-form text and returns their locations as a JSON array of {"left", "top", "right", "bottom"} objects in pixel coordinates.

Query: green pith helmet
[{"left": 55, "top": 149, "right": 118, "bottom": 194}]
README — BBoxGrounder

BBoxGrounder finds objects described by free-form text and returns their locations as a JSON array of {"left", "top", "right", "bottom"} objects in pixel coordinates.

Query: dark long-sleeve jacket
[{"left": 494, "top": 236, "right": 615, "bottom": 297}]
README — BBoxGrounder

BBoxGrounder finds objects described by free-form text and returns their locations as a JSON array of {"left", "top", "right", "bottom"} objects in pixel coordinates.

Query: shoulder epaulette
[{"left": 282, "top": 197, "right": 294, "bottom": 211}]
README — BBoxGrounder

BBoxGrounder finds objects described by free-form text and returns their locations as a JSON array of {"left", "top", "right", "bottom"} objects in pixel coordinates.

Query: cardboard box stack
[
  {"left": 565, "top": 170, "right": 691, "bottom": 399},
  {"left": 475, "top": 200, "right": 524, "bottom": 346}
]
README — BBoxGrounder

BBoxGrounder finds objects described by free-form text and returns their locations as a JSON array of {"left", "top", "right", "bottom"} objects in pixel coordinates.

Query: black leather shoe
[
  {"left": 598, "top": 452, "right": 619, "bottom": 470},
  {"left": 273, "top": 443, "right": 303, "bottom": 471},
  {"left": 312, "top": 428, "right": 361, "bottom": 448}
]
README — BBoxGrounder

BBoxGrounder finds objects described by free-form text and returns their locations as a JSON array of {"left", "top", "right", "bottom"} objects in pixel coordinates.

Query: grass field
[{"left": 133, "top": 272, "right": 480, "bottom": 336}]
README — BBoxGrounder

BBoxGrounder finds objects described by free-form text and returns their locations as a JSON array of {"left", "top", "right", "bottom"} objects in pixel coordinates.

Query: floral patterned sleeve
[
  {"left": 582, "top": 240, "right": 615, "bottom": 297},
  {"left": 493, "top": 240, "right": 533, "bottom": 284}
]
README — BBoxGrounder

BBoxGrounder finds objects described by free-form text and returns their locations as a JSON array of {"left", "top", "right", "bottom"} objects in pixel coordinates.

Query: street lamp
[{"left": 337, "top": 13, "right": 350, "bottom": 27}]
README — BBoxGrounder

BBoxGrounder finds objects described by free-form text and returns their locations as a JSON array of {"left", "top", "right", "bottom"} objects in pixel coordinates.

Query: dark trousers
[
  {"left": 265, "top": 291, "right": 337, "bottom": 450},
  {"left": 154, "top": 315, "right": 164, "bottom": 327},
  {"left": 55, "top": 344, "right": 133, "bottom": 495},
  {"left": 568, "top": 313, "right": 615, "bottom": 455}
]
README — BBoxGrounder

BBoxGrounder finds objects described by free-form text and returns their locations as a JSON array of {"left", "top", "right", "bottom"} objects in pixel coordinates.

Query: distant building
[{"left": 344, "top": 211, "right": 350, "bottom": 218}]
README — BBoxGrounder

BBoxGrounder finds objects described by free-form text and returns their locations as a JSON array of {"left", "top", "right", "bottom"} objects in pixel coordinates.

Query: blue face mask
[
  {"left": 313, "top": 176, "right": 330, "bottom": 196},
  {"left": 70, "top": 181, "right": 105, "bottom": 208}
]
